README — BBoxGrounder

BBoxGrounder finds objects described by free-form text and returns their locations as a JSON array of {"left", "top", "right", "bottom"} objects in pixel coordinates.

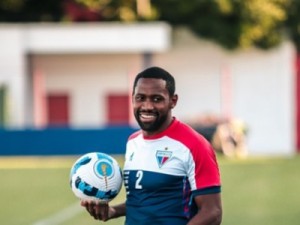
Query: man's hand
[{"left": 81, "top": 200, "right": 114, "bottom": 221}]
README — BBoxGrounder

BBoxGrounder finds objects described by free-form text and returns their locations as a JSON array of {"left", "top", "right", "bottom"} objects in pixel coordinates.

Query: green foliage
[
  {"left": 152, "top": 0, "right": 289, "bottom": 50},
  {"left": 74, "top": 0, "right": 136, "bottom": 21},
  {"left": 285, "top": 0, "right": 300, "bottom": 50},
  {"left": 0, "top": 0, "right": 63, "bottom": 22},
  {"left": 73, "top": 0, "right": 158, "bottom": 21},
  {"left": 0, "top": 0, "right": 299, "bottom": 50}
]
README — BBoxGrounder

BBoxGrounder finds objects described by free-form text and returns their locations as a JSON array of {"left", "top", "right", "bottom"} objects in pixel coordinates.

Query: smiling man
[{"left": 81, "top": 66, "right": 222, "bottom": 225}]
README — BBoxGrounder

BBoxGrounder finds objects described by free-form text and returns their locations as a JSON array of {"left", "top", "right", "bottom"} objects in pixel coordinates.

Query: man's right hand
[{"left": 81, "top": 200, "right": 114, "bottom": 221}]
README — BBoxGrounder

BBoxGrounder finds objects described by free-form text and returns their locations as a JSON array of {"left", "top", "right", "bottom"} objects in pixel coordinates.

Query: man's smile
[{"left": 139, "top": 112, "right": 158, "bottom": 123}]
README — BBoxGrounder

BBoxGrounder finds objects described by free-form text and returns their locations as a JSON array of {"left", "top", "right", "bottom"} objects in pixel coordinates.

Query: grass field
[{"left": 0, "top": 155, "right": 299, "bottom": 225}]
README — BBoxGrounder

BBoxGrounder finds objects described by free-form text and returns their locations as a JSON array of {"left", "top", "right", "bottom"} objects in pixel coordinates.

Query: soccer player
[{"left": 81, "top": 66, "right": 222, "bottom": 225}]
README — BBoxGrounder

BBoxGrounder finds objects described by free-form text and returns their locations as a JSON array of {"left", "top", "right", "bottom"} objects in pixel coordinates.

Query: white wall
[
  {"left": 0, "top": 24, "right": 296, "bottom": 156},
  {"left": 153, "top": 27, "right": 295, "bottom": 156},
  {"left": 25, "top": 22, "right": 171, "bottom": 53},
  {"left": 229, "top": 43, "right": 295, "bottom": 155},
  {"left": 33, "top": 54, "right": 142, "bottom": 127},
  {"left": 0, "top": 26, "right": 28, "bottom": 127},
  {"left": 0, "top": 22, "right": 170, "bottom": 127}
]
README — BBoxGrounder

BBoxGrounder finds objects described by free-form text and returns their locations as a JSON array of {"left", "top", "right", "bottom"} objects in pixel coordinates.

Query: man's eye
[
  {"left": 153, "top": 97, "right": 161, "bottom": 102},
  {"left": 135, "top": 96, "right": 143, "bottom": 101}
]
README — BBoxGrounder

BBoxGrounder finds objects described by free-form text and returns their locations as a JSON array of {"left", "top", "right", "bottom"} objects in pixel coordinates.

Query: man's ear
[{"left": 170, "top": 94, "right": 178, "bottom": 108}]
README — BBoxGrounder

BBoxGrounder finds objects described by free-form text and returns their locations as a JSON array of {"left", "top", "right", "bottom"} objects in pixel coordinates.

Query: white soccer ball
[{"left": 70, "top": 152, "right": 123, "bottom": 202}]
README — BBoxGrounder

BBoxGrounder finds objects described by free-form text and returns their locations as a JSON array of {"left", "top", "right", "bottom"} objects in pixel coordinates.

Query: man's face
[{"left": 132, "top": 78, "right": 177, "bottom": 135}]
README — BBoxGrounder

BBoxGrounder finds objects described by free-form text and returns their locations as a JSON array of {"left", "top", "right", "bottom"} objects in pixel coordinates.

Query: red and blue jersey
[{"left": 123, "top": 118, "right": 221, "bottom": 225}]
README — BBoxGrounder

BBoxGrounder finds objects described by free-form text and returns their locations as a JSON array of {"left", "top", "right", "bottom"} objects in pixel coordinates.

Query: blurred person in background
[
  {"left": 192, "top": 115, "right": 248, "bottom": 158},
  {"left": 81, "top": 66, "right": 222, "bottom": 225}
]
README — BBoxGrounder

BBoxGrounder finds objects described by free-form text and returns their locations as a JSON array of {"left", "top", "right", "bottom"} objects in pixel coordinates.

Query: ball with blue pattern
[{"left": 70, "top": 152, "right": 123, "bottom": 202}]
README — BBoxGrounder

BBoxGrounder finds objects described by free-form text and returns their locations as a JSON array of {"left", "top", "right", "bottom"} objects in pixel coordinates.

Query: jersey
[{"left": 123, "top": 118, "right": 221, "bottom": 225}]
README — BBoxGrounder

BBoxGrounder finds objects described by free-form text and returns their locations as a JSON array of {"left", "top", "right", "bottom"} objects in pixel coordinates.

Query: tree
[
  {"left": 151, "top": 0, "right": 289, "bottom": 50},
  {"left": 0, "top": 0, "right": 63, "bottom": 22},
  {"left": 285, "top": 0, "right": 300, "bottom": 51},
  {"left": 0, "top": 0, "right": 158, "bottom": 22},
  {"left": 0, "top": 0, "right": 291, "bottom": 49},
  {"left": 71, "top": 0, "right": 158, "bottom": 21}
]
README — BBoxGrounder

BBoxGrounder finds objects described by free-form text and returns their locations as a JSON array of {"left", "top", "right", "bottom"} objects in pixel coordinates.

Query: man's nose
[{"left": 141, "top": 99, "right": 154, "bottom": 110}]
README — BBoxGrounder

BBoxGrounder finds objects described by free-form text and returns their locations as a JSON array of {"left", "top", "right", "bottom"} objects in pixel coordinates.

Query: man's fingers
[
  {"left": 80, "top": 200, "right": 110, "bottom": 221},
  {"left": 95, "top": 201, "right": 109, "bottom": 221},
  {"left": 87, "top": 201, "right": 95, "bottom": 214},
  {"left": 80, "top": 200, "right": 87, "bottom": 207}
]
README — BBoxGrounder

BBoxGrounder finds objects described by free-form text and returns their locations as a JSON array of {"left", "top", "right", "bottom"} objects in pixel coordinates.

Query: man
[{"left": 81, "top": 66, "right": 222, "bottom": 225}]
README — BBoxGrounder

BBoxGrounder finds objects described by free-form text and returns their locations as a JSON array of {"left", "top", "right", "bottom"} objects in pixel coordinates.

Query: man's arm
[{"left": 187, "top": 193, "right": 222, "bottom": 225}]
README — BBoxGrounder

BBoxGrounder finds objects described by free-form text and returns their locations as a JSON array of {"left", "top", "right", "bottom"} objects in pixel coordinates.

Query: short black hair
[{"left": 132, "top": 66, "right": 176, "bottom": 96}]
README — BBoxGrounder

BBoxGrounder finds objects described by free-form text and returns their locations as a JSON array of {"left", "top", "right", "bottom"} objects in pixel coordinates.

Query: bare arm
[
  {"left": 81, "top": 200, "right": 126, "bottom": 221},
  {"left": 187, "top": 193, "right": 222, "bottom": 225}
]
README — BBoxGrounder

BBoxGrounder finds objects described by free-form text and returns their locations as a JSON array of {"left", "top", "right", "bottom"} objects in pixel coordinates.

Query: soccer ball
[{"left": 70, "top": 152, "right": 123, "bottom": 202}]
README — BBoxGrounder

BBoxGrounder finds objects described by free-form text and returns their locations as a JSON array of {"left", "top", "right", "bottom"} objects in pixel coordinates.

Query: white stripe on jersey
[{"left": 124, "top": 133, "right": 197, "bottom": 190}]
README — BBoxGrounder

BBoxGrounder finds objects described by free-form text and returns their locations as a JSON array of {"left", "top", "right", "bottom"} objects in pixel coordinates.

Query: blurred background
[
  {"left": 1, "top": 0, "right": 300, "bottom": 157},
  {"left": 0, "top": 1, "right": 300, "bottom": 225}
]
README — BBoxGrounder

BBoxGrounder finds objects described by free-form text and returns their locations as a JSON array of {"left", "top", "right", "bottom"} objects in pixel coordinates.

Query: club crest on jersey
[{"left": 156, "top": 150, "right": 172, "bottom": 168}]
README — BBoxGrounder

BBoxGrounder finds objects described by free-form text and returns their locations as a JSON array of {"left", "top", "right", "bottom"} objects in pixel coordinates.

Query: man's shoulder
[
  {"left": 128, "top": 130, "right": 142, "bottom": 140},
  {"left": 167, "top": 120, "right": 207, "bottom": 148},
  {"left": 172, "top": 119, "right": 203, "bottom": 140}
]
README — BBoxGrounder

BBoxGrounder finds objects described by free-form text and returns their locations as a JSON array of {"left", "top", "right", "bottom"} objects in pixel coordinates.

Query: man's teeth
[{"left": 141, "top": 114, "right": 155, "bottom": 118}]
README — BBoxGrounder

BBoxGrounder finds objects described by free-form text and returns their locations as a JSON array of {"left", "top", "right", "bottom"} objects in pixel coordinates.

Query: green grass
[
  {"left": 220, "top": 156, "right": 300, "bottom": 225},
  {"left": 0, "top": 155, "right": 299, "bottom": 225}
]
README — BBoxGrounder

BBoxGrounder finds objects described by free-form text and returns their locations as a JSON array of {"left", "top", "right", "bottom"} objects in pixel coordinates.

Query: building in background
[{"left": 0, "top": 23, "right": 296, "bottom": 156}]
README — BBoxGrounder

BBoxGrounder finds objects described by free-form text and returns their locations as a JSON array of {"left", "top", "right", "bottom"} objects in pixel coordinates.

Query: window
[
  {"left": 47, "top": 94, "right": 69, "bottom": 126},
  {"left": 106, "top": 94, "right": 129, "bottom": 125}
]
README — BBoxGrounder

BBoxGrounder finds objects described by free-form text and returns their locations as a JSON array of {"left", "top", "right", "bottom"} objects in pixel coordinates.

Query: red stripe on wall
[
  {"left": 220, "top": 64, "right": 232, "bottom": 119},
  {"left": 296, "top": 54, "right": 300, "bottom": 152},
  {"left": 33, "top": 69, "right": 47, "bottom": 128}
]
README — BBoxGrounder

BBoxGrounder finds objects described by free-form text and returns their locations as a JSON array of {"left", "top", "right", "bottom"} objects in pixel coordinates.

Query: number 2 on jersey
[{"left": 135, "top": 170, "right": 143, "bottom": 189}]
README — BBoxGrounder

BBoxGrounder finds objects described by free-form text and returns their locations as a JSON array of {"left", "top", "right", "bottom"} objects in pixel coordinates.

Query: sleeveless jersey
[{"left": 123, "top": 118, "right": 221, "bottom": 225}]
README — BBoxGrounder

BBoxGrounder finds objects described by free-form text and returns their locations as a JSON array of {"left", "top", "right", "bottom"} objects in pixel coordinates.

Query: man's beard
[{"left": 134, "top": 111, "right": 168, "bottom": 133}]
